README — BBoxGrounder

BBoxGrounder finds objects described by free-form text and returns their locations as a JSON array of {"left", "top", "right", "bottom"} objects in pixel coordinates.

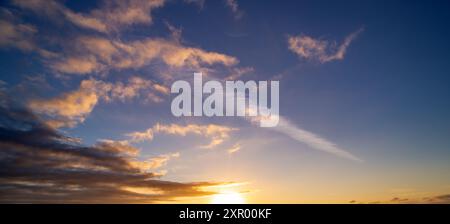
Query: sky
[{"left": 0, "top": 0, "right": 450, "bottom": 204}]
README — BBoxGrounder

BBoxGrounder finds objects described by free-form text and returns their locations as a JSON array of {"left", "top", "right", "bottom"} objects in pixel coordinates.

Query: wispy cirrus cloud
[
  {"left": 288, "top": 27, "right": 364, "bottom": 63},
  {"left": 273, "top": 117, "right": 363, "bottom": 162}
]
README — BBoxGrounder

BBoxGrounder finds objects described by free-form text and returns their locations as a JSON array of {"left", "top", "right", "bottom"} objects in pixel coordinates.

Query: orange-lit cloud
[
  {"left": 225, "top": 0, "right": 244, "bottom": 20},
  {"left": 227, "top": 143, "right": 241, "bottom": 154},
  {"left": 288, "top": 28, "right": 363, "bottom": 63},
  {"left": 127, "top": 123, "right": 238, "bottom": 149},
  {"left": 50, "top": 36, "right": 238, "bottom": 75},
  {"left": 0, "top": 8, "right": 55, "bottom": 57},
  {"left": 0, "top": 102, "right": 224, "bottom": 203}
]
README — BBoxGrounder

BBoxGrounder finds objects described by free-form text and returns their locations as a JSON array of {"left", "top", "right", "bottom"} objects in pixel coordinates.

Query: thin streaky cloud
[
  {"left": 239, "top": 92, "right": 362, "bottom": 162},
  {"left": 274, "top": 117, "right": 363, "bottom": 162}
]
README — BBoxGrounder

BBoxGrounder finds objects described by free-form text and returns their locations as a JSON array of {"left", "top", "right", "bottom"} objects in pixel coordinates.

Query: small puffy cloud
[
  {"left": 288, "top": 28, "right": 363, "bottom": 63},
  {"left": 127, "top": 123, "right": 238, "bottom": 149}
]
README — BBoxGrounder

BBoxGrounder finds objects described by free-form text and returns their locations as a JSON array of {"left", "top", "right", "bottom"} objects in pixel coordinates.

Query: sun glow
[{"left": 211, "top": 190, "right": 246, "bottom": 204}]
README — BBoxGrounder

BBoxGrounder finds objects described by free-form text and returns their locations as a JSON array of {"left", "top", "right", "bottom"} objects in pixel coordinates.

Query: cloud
[
  {"left": 351, "top": 193, "right": 450, "bottom": 204},
  {"left": 0, "top": 18, "right": 36, "bottom": 52},
  {"left": 225, "top": 0, "right": 244, "bottom": 20},
  {"left": 225, "top": 67, "right": 254, "bottom": 80},
  {"left": 109, "top": 76, "right": 170, "bottom": 102},
  {"left": 184, "top": 0, "right": 206, "bottom": 9},
  {"left": 27, "top": 77, "right": 169, "bottom": 128},
  {"left": 390, "top": 197, "right": 409, "bottom": 203},
  {"left": 227, "top": 86, "right": 360, "bottom": 161},
  {"left": 274, "top": 117, "right": 363, "bottom": 162},
  {"left": 28, "top": 79, "right": 101, "bottom": 128},
  {"left": 288, "top": 28, "right": 363, "bottom": 63},
  {"left": 5, "top": 3, "right": 239, "bottom": 77},
  {"left": 12, "top": 0, "right": 166, "bottom": 33},
  {"left": 0, "top": 8, "right": 56, "bottom": 58},
  {"left": 95, "top": 139, "right": 140, "bottom": 157},
  {"left": 51, "top": 56, "right": 101, "bottom": 75},
  {"left": 127, "top": 123, "right": 238, "bottom": 149},
  {"left": 0, "top": 102, "right": 222, "bottom": 203},
  {"left": 423, "top": 194, "right": 450, "bottom": 204},
  {"left": 227, "top": 143, "right": 241, "bottom": 154},
  {"left": 248, "top": 115, "right": 362, "bottom": 162},
  {"left": 127, "top": 128, "right": 155, "bottom": 142},
  {"left": 51, "top": 36, "right": 238, "bottom": 75},
  {"left": 147, "top": 152, "right": 180, "bottom": 169}
]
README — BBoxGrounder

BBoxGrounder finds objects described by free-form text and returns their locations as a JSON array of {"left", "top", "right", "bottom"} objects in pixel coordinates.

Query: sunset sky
[{"left": 1, "top": 0, "right": 450, "bottom": 204}]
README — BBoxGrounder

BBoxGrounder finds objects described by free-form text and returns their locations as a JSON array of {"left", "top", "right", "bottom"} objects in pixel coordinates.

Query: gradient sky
[{"left": 1, "top": 0, "right": 450, "bottom": 203}]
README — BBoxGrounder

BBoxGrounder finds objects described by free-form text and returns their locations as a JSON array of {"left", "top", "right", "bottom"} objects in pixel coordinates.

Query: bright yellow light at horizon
[{"left": 211, "top": 191, "right": 246, "bottom": 204}]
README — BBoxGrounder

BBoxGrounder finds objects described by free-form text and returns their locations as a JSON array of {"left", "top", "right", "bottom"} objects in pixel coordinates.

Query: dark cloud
[{"left": 0, "top": 100, "right": 218, "bottom": 203}]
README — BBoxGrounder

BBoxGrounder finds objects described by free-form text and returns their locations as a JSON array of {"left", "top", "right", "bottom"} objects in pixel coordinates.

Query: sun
[{"left": 211, "top": 191, "right": 246, "bottom": 204}]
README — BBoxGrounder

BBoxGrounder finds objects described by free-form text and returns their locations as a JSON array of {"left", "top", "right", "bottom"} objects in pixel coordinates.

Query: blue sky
[{"left": 1, "top": 0, "right": 450, "bottom": 203}]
